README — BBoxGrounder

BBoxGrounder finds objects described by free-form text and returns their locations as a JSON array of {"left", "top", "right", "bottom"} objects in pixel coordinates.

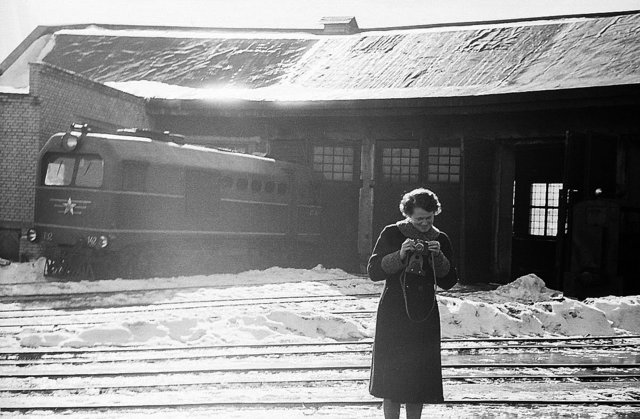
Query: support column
[
  {"left": 357, "top": 138, "right": 375, "bottom": 273},
  {"left": 491, "top": 142, "right": 515, "bottom": 282}
]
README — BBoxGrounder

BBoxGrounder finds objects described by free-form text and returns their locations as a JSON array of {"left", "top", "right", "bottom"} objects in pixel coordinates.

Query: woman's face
[{"left": 408, "top": 207, "right": 435, "bottom": 232}]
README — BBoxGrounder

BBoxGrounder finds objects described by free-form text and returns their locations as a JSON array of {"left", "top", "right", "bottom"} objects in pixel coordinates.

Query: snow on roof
[{"left": 3, "top": 11, "right": 640, "bottom": 102}]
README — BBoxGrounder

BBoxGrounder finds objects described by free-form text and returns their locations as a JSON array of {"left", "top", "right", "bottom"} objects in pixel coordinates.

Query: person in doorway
[{"left": 368, "top": 188, "right": 458, "bottom": 419}]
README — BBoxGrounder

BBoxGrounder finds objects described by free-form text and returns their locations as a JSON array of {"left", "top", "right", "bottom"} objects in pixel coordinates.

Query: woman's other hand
[{"left": 427, "top": 240, "right": 441, "bottom": 254}]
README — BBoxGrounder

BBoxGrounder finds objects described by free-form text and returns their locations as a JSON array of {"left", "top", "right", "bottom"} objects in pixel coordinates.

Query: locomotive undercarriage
[{"left": 43, "top": 238, "right": 316, "bottom": 281}]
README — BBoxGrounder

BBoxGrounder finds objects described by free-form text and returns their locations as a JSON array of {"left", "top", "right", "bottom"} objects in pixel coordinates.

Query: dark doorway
[
  {"left": 511, "top": 142, "right": 564, "bottom": 287},
  {"left": 0, "top": 228, "right": 20, "bottom": 261}
]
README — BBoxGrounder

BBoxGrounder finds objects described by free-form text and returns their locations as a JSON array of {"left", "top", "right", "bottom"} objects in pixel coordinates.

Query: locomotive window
[
  {"left": 44, "top": 155, "right": 75, "bottom": 186},
  {"left": 236, "top": 178, "right": 248, "bottom": 191},
  {"left": 251, "top": 179, "right": 262, "bottom": 192},
  {"left": 122, "top": 161, "right": 147, "bottom": 192},
  {"left": 220, "top": 176, "right": 233, "bottom": 189},
  {"left": 265, "top": 181, "right": 275, "bottom": 193},
  {"left": 277, "top": 182, "right": 288, "bottom": 195},
  {"left": 75, "top": 157, "right": 104, "bottom": 187}
]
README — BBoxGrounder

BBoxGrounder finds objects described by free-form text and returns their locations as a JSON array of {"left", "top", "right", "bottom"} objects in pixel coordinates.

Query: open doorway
[{"left": 511, "top": 142, "right": 564, "bottom": 287}]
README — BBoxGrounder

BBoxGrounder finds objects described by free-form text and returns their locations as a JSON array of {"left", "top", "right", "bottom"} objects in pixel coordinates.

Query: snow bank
[
  {"left": 0, "top": 261, "right": 356, "bottom": 295},
  {"left": 0, "top": 258, "right": 46, "bottom": 284},
  {"left": 3, "top": 259, "right": 639, "bottom": 349},
  {"left": 585, "top": 295, "right": 640, "bottom": 333},
  {"left": 18, "top": 311, "right": 371, "bottom": 348},
  {"left": 438, "top": 275, "right": 629, "bottom": 338}
]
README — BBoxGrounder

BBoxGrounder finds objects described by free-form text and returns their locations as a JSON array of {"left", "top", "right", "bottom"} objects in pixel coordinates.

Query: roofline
[
  {"left": 2, "top": 8, "right": 638, "bottom": 76},
  {"left": 365, "top": 9, "right": 640, "bottom": 32},
  {"left": 145, "top": 84, "right": 640, "bottom": 117}
]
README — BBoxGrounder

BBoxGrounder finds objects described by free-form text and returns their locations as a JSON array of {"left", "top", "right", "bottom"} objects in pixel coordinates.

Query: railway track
[
  {"left": 0, "top": 276, "right": 367, "bottom": 302},
  {"left": 2, "top": 278, "right": 639, "bottom": 416},
  {"left": 0, "top": 291, "right": 379, "bottom": 317},
  {"left": 1, "top": 340, "right": 638, "bottom": 365}
]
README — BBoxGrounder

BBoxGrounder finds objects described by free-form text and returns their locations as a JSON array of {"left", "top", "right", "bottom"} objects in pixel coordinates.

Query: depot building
[{"left": 1, "top": 12, "right": 639, "bottom": 297}]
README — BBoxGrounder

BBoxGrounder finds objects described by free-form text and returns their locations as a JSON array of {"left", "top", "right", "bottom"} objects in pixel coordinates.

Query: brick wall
[
  {"left": 0, "top": 92, "right": 40, "bottom": 260},
  {"left": 30, "top": 62, "right": 151, "bottom": 146}
]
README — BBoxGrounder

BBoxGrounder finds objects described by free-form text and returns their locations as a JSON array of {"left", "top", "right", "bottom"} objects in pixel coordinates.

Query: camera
[{"left": 412, "top": 239, "right": 431, "bottom": 255}]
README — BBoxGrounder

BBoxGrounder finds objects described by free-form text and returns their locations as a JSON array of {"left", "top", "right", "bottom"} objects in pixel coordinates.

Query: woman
[{"left": 368, "top": 188, "right": 457, "bottom": 419}]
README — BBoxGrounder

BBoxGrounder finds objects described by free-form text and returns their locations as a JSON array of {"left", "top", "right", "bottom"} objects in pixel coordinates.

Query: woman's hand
[
  {"left": 399, "top": 238, "right": 415, "bottom": 261},
  {"left": 427, "top": 240, "right": 441, "bottom": 254}
]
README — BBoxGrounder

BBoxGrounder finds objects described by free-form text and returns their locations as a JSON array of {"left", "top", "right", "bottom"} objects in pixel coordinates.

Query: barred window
[
  {"left": 313, "top": 146, "right": 355, "bottom": 181},
  {"left": 381, "top": 147, "right": 419, "bottom": 183},
  {"left": 427, "top": 147, "right": 461, "bottom": 183},
  {"left": 529, "top": 183, "right": 563, "bottom": 236}
]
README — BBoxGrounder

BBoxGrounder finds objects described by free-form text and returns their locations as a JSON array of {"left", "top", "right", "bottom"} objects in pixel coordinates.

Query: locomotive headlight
[
  {"left": 98, "top": 235, "right": 109, "bottom": 249},
  {"left": 61, "top": 133, "right": 80, "bottom": 151},
  {"left": 61, "top": 123, "right": 88, "bottom": 151},
  {"left": 27, "top": 228, "right": 38, "bottom": 243}
]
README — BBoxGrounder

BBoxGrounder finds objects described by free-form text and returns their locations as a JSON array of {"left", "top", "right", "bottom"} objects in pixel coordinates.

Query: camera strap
[{"left": 399, "top": 251, "right": 437, "bottom": 323}]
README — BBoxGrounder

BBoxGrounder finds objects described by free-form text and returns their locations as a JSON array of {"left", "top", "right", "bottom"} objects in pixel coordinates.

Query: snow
[
  {"left": 0, "top": 33, "right": 54, "bottom": 90},
  {"left": 1, "top": 260, "right": 639, "bottom": 351}
]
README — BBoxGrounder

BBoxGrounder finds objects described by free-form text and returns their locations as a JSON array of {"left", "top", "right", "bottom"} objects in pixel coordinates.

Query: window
[
  {"left": 313, "top": 146, "right": 355, "bottom": 181},
  {"left": 122, "top": 161, "right": 147, "bottom": 192},
  {"left": 44, "top": 155, "right": 75, "bottom": 186},
  {"left": 277, "top": 182, "right": 288, "bottom": 195},
  {"left": 75, "top": 157, "right": 104, "bottom": 187},
  {"left": 251, "top": 179, "right": 262, "bottom": 192},
  {"left": 43, "top": 154, "right": 104, "bottom": 188},
  {"left": 529, "top": 183, "right": 563, "bottom": 236},
  {"left": 381, "top": 147, "right": 419, "bottom": 183},
  {"left": 220, "top": 176, "right": 233, "bottom": 189},
  {"left": 427, "top": 147, "right": 461, "bottom": 183},
  {"left": 236, "top": 178, "right": 248, "bottom": 191},
  {"left": 265, "top": 181, "right": 275, "bottom": 193}
]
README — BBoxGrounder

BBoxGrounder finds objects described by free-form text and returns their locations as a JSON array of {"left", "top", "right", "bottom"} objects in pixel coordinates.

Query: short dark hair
[{"left": 399, "top": 188, "right": 442, "bottom": 217}]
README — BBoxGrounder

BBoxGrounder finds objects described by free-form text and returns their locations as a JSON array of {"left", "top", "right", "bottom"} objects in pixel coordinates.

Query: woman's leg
[
  {"left": 406, "top": 403, "right": 423, "bottom": 419},
  {"left": 383, "top": 399, "right": 401, "bottom": 419}
]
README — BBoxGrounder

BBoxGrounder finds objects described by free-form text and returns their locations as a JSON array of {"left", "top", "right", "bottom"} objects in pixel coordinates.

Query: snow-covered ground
[
  {"left": 1, "top": 260, "right": 639, "bottom": 418},
  {"left": 1, "top": 260, "right": 638, "bottom": 350}
]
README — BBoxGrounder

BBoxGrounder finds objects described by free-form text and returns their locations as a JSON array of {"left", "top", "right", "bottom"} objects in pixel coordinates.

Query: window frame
[
  {"left": 312, "top": 144, "right": 358, "bottom": 182},
  {"left": 426, "top": 146, "right": 461, "bottom": 184},
  {"left": 527, "top": 182, "right": 563, "bottom": 237},
  {"left": 42, "top": 153, "right": 104, "bottom": 189},
  {"left": 379, "top": 145, "right": 420, "bottom": 184}
]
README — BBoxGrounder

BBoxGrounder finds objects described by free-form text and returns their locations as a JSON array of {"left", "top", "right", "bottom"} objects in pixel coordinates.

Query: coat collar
[{"left": 396, "top": 218, "right": 441, "bottom": 241}]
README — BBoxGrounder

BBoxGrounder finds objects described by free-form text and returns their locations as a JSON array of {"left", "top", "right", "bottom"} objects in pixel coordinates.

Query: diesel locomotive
[{"left": 28, "top": 124, "right": 323, "bottom": 280}]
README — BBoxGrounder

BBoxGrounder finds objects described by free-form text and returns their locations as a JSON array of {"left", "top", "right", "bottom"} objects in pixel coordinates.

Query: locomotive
[{"left": 28, "top": 123, "right": 323, "bottom": 280}]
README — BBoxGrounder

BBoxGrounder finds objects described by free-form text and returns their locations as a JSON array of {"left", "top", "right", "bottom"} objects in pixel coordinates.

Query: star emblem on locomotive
[{"left": 63, "top": 197, "right": 77, "bottom": 215}]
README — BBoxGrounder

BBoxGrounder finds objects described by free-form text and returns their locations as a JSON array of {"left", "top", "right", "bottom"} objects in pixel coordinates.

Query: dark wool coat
[{"left": 367, "top": 221, "right": 457, "bottom": 403}]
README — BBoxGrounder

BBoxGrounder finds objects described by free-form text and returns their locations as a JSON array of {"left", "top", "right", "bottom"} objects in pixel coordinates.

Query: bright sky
[{"left": 1, "top": 0, "right": 639, "bottom": 63}]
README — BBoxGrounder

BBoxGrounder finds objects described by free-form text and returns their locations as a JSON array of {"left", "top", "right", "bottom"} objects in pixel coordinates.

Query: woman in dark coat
[{"left": 368, "top": 188, "right": 457, "bottom": 419}]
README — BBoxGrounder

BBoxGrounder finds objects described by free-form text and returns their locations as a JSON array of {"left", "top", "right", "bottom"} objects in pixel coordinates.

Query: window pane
[
  {"left": 75, "top": 157, "right": 104, "bottom": 187},
  {"left": 381, "top": 147, "right": 419, "bottom": 183},
  {"left": 312, "top": 145, "right": 356, "bottom": 182},
  {"left": 546, "top": 208, "right": 559, "bottom": 236},
  {"left": 548, "top": 183, "right": 563, "bottom": 207},
  {"left": 530, "top": 183, "right": 547, "bottom": 206},
  {"left": 529, "top": 208, "right": 546, "bottom": 236},
  {"left": 44, "top": 156, "right": 75, "bottom": 186},
  {"left": 426, "top": 146, "right": 461, "bottom": 183}
]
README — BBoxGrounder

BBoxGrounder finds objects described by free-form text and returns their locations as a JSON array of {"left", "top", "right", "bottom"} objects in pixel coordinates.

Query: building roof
[{"left": 1, "top": 11, "right": 639, "bottom": 102}]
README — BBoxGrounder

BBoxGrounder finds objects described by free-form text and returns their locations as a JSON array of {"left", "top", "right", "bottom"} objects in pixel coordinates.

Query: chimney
[{"left": 319, "top": 16, "right": 360, "bottom": 35}]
